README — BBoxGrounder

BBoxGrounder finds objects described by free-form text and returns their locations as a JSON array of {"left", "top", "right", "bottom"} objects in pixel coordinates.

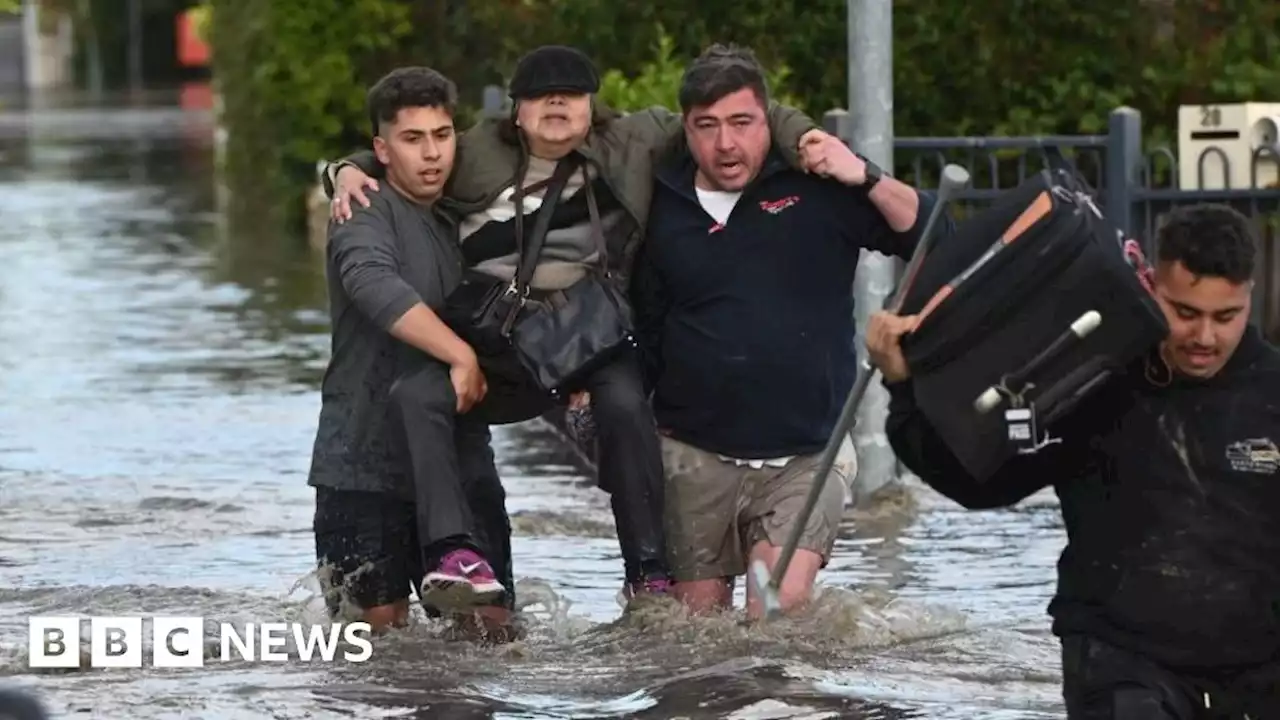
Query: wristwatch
[{"left": 858, "top": 153, "right": 886, "bottom": 191}]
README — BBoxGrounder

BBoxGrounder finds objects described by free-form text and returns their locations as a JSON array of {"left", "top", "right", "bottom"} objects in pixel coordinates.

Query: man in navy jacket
[{"left": 631, "top": 43, "right": 948, "bottom": 619}]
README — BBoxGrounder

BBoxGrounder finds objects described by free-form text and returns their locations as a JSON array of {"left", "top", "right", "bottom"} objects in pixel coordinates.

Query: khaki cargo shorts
[{"left": 661, "top": 435, "right": 857, "bottom": 582}]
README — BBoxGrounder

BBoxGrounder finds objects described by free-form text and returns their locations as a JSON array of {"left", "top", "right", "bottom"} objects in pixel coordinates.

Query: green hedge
[{"left": 207, "top": 0, "right": 1280, "bottom": 234}]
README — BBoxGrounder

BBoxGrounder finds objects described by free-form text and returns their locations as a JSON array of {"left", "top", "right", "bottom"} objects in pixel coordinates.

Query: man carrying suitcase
[{"left": 868, "top": 203, "right": 1280, "bottom": 719}]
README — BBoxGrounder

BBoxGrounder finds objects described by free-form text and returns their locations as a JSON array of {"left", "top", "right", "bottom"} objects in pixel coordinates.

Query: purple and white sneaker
[
  {"left": 623, "top": 575, "right": 673, "bottom": 601},
  {"left": 421, "top": 549, "right": 505, "bottom": 611}
]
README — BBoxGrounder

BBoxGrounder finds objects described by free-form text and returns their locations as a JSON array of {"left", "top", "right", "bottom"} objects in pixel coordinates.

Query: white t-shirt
[{"left": 695, "top": 187, "right": 742, "bottom": 225}]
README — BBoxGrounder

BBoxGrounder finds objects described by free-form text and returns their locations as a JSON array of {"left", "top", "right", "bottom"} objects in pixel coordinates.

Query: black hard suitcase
[{"left": 895, "top": 167, "right": 1169, "bottom": 482}]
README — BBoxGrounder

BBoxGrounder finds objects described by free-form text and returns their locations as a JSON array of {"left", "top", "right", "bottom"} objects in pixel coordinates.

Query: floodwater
[{"left": 0, "top": 95, "right": 1070, "bottom": 719}]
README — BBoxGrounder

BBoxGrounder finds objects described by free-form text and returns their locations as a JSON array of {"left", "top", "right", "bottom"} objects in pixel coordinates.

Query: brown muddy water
[{"left": 0, "top": 97, "right": 1070, "bottom": 719}]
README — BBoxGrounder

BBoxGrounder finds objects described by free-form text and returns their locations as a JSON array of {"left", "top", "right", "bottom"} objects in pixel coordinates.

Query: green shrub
[
  {"left": 597, "top": 27, "right": 800, "bottom": 113},
  {"left": 205, "top": 0, "right": 1280, "bottom": 238}
]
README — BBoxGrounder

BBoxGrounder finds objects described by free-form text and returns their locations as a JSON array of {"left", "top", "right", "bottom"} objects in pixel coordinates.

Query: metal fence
[
  {"left": 823, "top": 105, "right": 1280, "bottom": 341},
  {"left": 0, "top": 18, "right": 25, "bottom": 99}
]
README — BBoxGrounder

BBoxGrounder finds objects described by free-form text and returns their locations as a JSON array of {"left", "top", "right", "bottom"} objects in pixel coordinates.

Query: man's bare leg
[
  {"left": 447, "top": 604, "right": 523, "bottom": 645},
  {"left": 744, "top": 541, "right": 824, "bottom": 620},
  {"left": 673, "top": 577, "right": 734, "bottom": 614},
  {"left": 361, "top": 600, "right": 412, "bottom": 632}
]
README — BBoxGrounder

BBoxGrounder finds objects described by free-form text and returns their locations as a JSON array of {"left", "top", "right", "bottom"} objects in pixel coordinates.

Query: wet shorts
[
  {"left": 313, "top": 487, "right": 423, "bottom": 618},
  {"left": 660, "top": 435, "right": 856, "bottom": 582}
]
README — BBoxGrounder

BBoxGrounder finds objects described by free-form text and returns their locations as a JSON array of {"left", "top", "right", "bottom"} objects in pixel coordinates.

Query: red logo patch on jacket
[{"left": 759, "top": 195, "right": 800, "bottom": 215}]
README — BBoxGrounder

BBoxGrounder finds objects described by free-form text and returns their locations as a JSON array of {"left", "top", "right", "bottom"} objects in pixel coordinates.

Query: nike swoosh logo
[{"left": 459, "top": 561, "right": 485, "bottom": 576}]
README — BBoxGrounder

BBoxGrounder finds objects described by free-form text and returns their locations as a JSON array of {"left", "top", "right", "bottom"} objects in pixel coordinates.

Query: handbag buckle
[
  {"left": 499, "top": 278, "right": 529, "bottom": 338},
  {"left": 502, "top": 278, "right": 530, "bottom": 300}
]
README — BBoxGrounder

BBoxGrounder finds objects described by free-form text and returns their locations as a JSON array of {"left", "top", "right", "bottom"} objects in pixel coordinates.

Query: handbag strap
[
  {"left": 582, "top": 168, "right": 610, "bottom": 276},
  {"left": 500, "top": 156, "right": 579, "bottom": 335},
  {"left": 510, "top": 156, "right": 580, "bottom": 296}
]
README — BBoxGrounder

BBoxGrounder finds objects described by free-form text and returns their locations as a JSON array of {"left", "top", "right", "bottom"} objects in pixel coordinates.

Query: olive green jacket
[{"left": 324, "top": 102, "right": 818, "bottom": 280}]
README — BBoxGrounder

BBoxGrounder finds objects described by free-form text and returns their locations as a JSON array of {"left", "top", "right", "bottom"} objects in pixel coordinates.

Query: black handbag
[
  {"left": 442, "top": 156, "right": 636, "bottom": 401},
  {"left": 440, "top": 164, "right": 570, "bottom": 354}
]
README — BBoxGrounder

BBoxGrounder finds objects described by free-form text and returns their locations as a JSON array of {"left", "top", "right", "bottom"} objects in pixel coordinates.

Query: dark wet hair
[
  {"left": 1155, "top": 203, "right": 1257, "bottom": 284},
  {"left": 678, "top": 43, "right": 769, "bottom": 114},
  {"left": 367, "top": 66, "right": 457, "bottom": 136}
]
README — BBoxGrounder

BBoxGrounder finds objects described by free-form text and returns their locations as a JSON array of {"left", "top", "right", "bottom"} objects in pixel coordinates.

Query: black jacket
[
  {"left": 886, "top": 325, "right": 1280, "bottom": 670},
  {"left": 631, "top": 146, "right": 935, "bottom": 458}
]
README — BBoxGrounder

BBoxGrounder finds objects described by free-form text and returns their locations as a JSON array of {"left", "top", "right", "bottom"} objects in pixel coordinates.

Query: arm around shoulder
[
  {"left": 322, "top": 150, "right": 385, "bottom": 198},
  {"left": 764, "top": 102, "right": 820, "bottom": 168},
  {"left": 609, "top": 106, "right": 684, "bottom": 155}
]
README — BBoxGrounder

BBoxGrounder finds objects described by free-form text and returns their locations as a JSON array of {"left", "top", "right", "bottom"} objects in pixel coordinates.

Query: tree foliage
[
  {"left": 597, "top": 27, "right": 801, "bottom": 113},
  {"left": 205, "top": 0, "right": 1280, "bottom": 234},
  {"left": 207, "top": 0, "right": 414, "bottom": 230}
]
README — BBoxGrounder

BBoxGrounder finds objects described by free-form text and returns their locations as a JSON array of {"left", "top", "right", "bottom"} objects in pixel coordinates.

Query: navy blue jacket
[{"left": 631, "top": 146, "right": 940, "bottom": 459}]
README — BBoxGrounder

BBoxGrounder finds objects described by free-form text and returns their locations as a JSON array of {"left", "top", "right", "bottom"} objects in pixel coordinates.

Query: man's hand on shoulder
[{"left": 799, "top": 133, "right": 867, "bottom": 186}]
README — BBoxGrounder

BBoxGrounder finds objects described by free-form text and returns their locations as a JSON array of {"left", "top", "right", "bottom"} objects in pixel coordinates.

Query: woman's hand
[{"left": 330, "top": 164, "right": 379, "bottom": 223}]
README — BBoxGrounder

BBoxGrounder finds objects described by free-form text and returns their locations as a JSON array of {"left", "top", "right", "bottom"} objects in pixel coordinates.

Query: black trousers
[
  {"left": 1062, "top": 635, "right": 1280, "bottom": 719},
  {"left": 580, "top": 351, "right": 668, "bottom": 582},
  {"left": 389, "top": 347, "right": 667, "bottom": 587},
  {"left": 384, "top": 358, "right": 515, "bottom": 607}
]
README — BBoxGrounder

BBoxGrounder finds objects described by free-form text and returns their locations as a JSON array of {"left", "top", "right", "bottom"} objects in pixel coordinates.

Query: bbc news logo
[{"left": 28, "top": 616, "right": 374, "bottom": 668}]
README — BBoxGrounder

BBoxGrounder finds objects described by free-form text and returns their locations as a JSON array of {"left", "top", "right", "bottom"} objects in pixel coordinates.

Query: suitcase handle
[
  {"left": 1041, "top": 145, "right": 1094, "bottom": 196},
  {"left": 974, "top": 309, "right": 1103, "bottom": 414}
]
